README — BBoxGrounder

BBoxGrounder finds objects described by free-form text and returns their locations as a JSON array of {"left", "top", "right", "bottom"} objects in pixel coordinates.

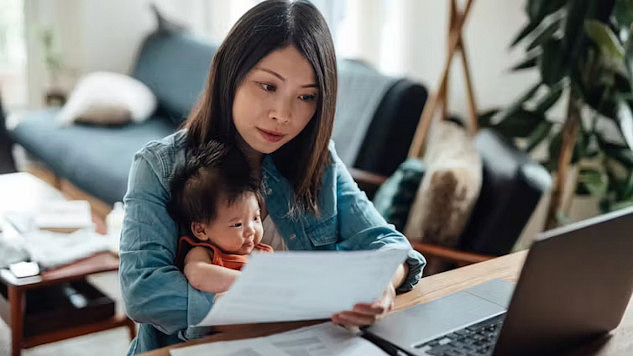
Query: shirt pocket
[{"left": 304, "top": 214, "right": 339, "bottom": 249}]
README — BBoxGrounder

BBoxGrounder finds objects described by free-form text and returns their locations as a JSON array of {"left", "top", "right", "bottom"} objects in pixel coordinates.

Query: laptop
[{"left": 364, "top": 206, "right": 633, "bottom": 356}]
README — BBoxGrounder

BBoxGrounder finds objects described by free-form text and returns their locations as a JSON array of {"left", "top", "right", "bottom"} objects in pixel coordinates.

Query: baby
[{"left": 168, "top": 140, "right": 272, "bottom": 294}]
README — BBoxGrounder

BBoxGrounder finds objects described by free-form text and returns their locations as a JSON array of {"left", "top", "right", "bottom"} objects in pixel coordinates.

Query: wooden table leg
[
  {"left": 127, "top": 318, "right": 137, "bottom": 340},
  {"left": 8, "top": 286, "right": 25, "bottom": 356}
]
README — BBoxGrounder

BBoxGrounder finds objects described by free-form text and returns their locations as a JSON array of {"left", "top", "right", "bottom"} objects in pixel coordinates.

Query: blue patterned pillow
[{"left": 373, "top": 158, "right": 426, "bottom": 232}]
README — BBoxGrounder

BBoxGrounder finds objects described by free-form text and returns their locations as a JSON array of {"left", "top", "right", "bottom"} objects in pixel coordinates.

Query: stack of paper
[
  {"left": 3, "top": 200, "right": 93, "bottom": 234},
  {"left": 34, "top": 200, "right": 94, "bottom": 233},
  {"left": 170, "top": 322, "right": 389, "bottom": 356},
  {"left": 198, "top": 248, "right": 409, "bottom": 326}
]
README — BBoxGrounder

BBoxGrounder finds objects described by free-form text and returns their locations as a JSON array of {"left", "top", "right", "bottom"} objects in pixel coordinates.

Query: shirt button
[
  {"left": 289, "top": 234, "right": 296, "bottom": 240},
  {"left": 266, "top": 188, "right": 273, "bottom": 195}
]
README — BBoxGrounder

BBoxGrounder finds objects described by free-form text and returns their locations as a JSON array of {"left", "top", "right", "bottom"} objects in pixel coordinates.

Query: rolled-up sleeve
[
  {"left": 119, "top": 150, "right": 215, "bottom": 335},
  {"left": 331, "top": 143, "right": 426, "bottom": 293}
]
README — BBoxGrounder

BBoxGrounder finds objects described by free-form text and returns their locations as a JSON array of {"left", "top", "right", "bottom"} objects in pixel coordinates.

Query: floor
[
  {"left": 0, "top": 147, "right": 135, "bottom": 355},
  {"left": 0, "top": 272, "right": 134, "bottom": 356}
]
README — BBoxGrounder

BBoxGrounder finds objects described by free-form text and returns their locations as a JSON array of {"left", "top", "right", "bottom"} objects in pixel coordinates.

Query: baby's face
[{"left": 203, "top": 192, "right": 263, "bottom": 255}]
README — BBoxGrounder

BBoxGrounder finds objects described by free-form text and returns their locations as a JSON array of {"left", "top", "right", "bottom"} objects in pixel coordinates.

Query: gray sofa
[{"left": 9, "top": 30, "right": 427, "bottom": 206}]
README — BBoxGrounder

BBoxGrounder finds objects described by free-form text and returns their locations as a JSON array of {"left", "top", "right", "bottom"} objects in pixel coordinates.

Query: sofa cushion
[
  {"left": 373, "top": 158, "right": 426, "bottom": 233},
  {"left": 57, "top": 72, "right": 157, "bottom": 126},
  {"left": 10, "top": 110, "right": 176, "bottom": 204},
  {"left": 404, "top": 121, "right": 483, "bottom": 247},
  {"left": 332, "top": 60, "right": 398, "bottom": 168},
  {"left": 458, "top": 128, "right": 552, "bottom": 255},
  {"left": 131, "top": 32, "right": 218, "bottom": 124}
]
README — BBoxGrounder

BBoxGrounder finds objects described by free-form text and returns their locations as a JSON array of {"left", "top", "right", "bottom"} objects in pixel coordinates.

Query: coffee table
[{"left": 0, "top": 172, "right": 135, "bottom": 356}]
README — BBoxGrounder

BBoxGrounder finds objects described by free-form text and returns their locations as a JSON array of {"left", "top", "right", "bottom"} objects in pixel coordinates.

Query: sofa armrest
[
  {"left": 458, "top": 128, "right": 552, "bottom": 255},
  {"left": 409, "top": 240, "right": 494, "bottom": 266},
  {"left": 349, "top": 168, "right": 388, "bottom": 199},
  {"left": 354, "top": 79, "right": 428, "bottom": 176}
]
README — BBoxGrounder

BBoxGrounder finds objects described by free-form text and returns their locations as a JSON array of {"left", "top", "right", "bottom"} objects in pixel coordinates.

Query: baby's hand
[
  {"left": 254, "top": 246, "right": 273, "bottom": 253},
  {"left": 214, "top": 291, "right": 227, "bottom": 301}
]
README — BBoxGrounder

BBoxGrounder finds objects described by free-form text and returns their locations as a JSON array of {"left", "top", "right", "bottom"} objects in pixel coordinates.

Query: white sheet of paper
[
  {"left": 197, "top": 248, "right": 409, "bottom": 326},
  {"left": 170, "top": 322, "right": 388, "bottom": 356}
]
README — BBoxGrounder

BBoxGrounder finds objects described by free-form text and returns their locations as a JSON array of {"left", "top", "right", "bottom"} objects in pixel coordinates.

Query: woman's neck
[{"left": 236, "top": 136, "right": 263, "bottom": 173}]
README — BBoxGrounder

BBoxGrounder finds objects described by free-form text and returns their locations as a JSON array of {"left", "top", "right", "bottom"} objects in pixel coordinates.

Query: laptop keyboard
[{"left": 413, "top": 313, "right": 506, "bottom": 356}]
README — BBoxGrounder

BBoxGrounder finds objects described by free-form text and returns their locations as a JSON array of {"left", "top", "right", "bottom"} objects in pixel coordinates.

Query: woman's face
[{"left": 232, "top": 45, "right": 319, "bottom": 155}]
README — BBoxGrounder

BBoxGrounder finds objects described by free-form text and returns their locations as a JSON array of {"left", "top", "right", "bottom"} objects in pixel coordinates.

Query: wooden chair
[
  {"left": 393, "top": 0, "right": 496, "bottom": 268},
  {"left": 0, "top": 92, "right": 17, "bottom": 174},
  {"left": 351, "top": 168, "right": 494, "bottom": 270},
  {"left": 354, "top": 0, "right": 551, "bottom": 273}
]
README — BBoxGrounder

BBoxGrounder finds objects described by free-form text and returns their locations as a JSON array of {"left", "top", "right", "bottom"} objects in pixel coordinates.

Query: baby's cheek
[{"left": 255, "top": 226, "right": 264, "bottom": 243}]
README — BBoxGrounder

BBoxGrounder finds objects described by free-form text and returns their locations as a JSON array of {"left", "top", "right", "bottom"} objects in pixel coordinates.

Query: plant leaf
[
  {"left": 478, "top": 109, "right": 500, "bottom": 127},
  {"left": 527, "top": 0, "right": 548, "bottom": 21},
  {"left": 495, "top": 109, "right": 545, "bottom": 138},
  {"left": 526, "top": 18, "right": 562, "bottom": 51},
  {"left": 609, "top": 200, "right": 633, "bottom": 211},
  {"left": 603, "top": 143, "right": 633, "bottom": 168},
  {"left": 511, "top": 20, "right": 541, "bottom": 47},
  {"left": 563, "top": 0, "right": 590, "bottom": 56},
  {"left": 576, "top": 168, "right": 609, "bottom": 196},
  {"left": 584, "top": 20, "right": 625, "bottom": 60},
  {"left": 616, "top": 98, "right": 633, "bottom": 150},
  {"left": 548, "top": 126, "right": 586, "bottom": 169},
  {"left": 513, "top": 0, "right": 567, "bottom": 47},
  {"left": 517, "top": 82, "right": 542, "bottom": 103},
  {"left": 535, "top": 81, "right": 565, "bottom": 113},
  {"left": 540, "top": 39, "right": 567, "bottom": 86},
  {"left": 511, "top": 55, "right": 539, "bottom": 71},
  {"left": 496, "top": 83, "right": 542, "bottom": 123},
  {"left": 526, "top": 120, "right": 554, "bottom": 152},
  {"left": 528, "top": 0, "right": 567, "bottom": 23},
  {"left": 614, "top": 0, "right": 633, "bottom": 28},
  {"left": 620, "top": 171, "right": 633, "bottom": 200}
]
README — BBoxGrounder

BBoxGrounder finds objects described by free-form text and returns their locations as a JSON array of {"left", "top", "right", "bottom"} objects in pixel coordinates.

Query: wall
[
  {"left": 20, "top": 0, "right": 598, "bottom": 231},
  {"left": 338, "top": 0, "right": 542, "bottom": 122},
  {"left": 26, "top": 1, "right": 540, "bottom": 117},
  {"left": 23, "top": 0, "right": 254, "bottom": 109}
]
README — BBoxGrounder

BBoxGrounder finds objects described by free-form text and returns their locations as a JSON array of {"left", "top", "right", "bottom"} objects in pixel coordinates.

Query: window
[{"left": 0, "top": 0, "right": 26, "bottom": 110}]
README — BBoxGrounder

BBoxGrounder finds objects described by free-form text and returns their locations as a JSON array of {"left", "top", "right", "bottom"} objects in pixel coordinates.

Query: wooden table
[
  {"left": 141, "top": 251, "right": 633, "bottom": 356},
  {"left": 0, "top": 173, "right": 135, "bottom": 356}
]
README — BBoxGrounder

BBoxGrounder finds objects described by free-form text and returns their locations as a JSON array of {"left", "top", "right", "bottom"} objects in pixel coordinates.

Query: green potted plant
[
  {"left": 38, "top": 26, "right": 66, "bottom": 107},
  {"left": 481, "top": 0, "right": 633, "bottom": 228}
]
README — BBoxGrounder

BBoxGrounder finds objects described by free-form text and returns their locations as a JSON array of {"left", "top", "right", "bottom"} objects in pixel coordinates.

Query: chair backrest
[
  {"left": 131, "top": 32, "right": 218, "bottom": 124},
  {"left": 353, "top": 78, "right": 427, "bottom": 176},
  {"left": 333, "top": 59, "right": 428, "bottom": 176},
  {"left": 0, "top": 93, "right": 16, "bottom": 174},
  {"left": 458, "top": 128, "right": 552, "bottom": 255}
]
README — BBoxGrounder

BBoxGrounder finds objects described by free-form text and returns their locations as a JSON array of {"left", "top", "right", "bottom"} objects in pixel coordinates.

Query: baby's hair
[{"left": 168, "top": 140, "right": 262, "bottom": 229}]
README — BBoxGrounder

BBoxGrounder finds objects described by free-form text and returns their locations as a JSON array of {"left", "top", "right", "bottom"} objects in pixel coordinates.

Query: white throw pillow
[
  {"left": 56, "top": 72, "right": 157, "bottom": 126},
  {"left": 404, "top": 120, "right": 483, "bottom": 247}
]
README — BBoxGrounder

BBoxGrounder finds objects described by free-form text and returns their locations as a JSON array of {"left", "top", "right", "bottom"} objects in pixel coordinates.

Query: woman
[{"left": 120, "top": 0, "right": 426, "bottom": 354}]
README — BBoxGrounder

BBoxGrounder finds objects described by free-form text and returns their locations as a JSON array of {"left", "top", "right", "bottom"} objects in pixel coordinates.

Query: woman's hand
[
  {"left": 330, "top": 262, "right": 407, "bottom": 327},
  {"left": 331, "top": 283, "right": 396, "bottom": 327}
]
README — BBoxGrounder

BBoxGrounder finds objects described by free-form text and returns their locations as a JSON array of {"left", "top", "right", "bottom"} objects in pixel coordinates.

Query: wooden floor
[{"left": 0, "top": 272, "right": 133, "bottom": 356}]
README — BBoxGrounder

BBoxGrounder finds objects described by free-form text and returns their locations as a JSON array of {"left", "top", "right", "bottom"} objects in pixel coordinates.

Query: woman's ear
[{"left": 191, "top": 221, "right": 209, "bottom": 241}]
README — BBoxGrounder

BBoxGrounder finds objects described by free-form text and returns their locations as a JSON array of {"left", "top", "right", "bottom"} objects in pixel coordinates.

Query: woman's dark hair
[
  {"left": 185, "top": 0, "right": 337, "bottom": 214},
  {"left": 168, "top": 140, "right": 262, "bottom": 228}
]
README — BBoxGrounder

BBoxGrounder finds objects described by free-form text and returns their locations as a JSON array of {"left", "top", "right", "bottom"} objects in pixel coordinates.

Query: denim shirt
[{"left": 119, "top": 130, "right": 426, "bottom": 355}]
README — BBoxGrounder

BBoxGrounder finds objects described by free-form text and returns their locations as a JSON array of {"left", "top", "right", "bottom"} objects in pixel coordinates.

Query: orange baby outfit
[{"left": 175, "top": 235, "right": 273, "bottom": 271}]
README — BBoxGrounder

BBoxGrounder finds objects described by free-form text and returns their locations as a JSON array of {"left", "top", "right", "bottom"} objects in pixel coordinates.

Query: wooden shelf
[{"left": 22, "top": 313, "right": 134, "bottom": 349}]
